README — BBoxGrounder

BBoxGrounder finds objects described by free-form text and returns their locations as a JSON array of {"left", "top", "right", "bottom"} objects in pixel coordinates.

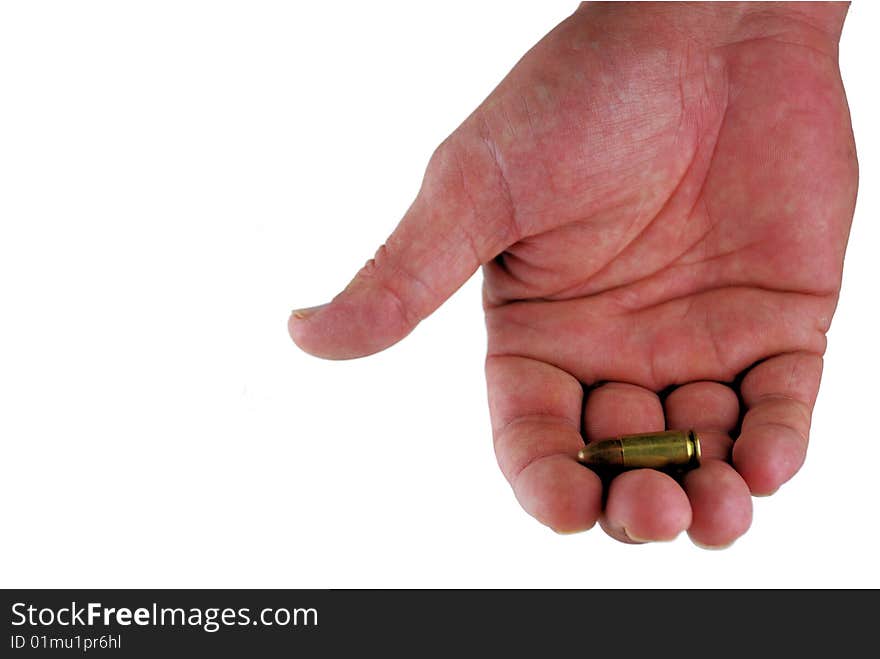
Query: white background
[{"left": 1, "top": 1, "right": 877, "bottom": 588}]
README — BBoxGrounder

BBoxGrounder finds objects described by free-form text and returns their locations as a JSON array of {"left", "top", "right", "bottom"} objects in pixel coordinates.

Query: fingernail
[
  {"left": 290, "top": 303, "right": 328, "bottom": 321},
  {"left": 691, "top": 538, "right": 737, "bottom": 551},
  {"left": 622, "top": 527, "right": 650, "bottom": 544},
  {"left": 552, "top": 527, "right": 585, "bottom": 536}
]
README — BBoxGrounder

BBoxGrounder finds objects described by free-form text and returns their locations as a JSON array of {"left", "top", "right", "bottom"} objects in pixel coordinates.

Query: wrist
[
  {"left": 732, "top": 2, "right": 849, "bottom": 49},
  {"left": 577, "top": 2, "right": 849, "bottom": 54}
]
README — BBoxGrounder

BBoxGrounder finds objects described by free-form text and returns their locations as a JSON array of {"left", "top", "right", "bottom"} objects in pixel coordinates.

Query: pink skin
[{"left": 289, "top": 2, "right": 858, "bottom": 547}]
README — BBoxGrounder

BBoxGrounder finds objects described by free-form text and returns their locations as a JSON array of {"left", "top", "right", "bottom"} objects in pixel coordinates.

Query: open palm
[{"left": 290, "top": 3, "right": 857, "bottom": 546}]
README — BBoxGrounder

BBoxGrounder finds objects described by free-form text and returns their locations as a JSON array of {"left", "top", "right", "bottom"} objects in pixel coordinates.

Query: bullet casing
[{"left": 577, "top": 430, "right": 701, "bottom": 470}]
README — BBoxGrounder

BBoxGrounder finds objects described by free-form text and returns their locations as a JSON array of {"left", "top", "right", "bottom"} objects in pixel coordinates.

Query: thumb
[{"left": 289, "top": 133, "right": 518, "bottom": 359}]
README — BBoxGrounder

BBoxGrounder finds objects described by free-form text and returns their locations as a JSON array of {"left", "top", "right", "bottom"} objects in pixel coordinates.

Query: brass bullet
[{"left": 577, "top": 430, "right": 702, "bottom": 470}]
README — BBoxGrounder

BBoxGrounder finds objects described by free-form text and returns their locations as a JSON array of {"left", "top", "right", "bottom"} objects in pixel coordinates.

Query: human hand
[{"left": 289, "top": 2, "right": 858, "bottom": 547}]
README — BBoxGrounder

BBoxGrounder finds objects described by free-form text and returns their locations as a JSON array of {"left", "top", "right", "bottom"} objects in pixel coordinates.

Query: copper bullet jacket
[{"left": 576, "top": 430, "right": 702, "bottom": 470}]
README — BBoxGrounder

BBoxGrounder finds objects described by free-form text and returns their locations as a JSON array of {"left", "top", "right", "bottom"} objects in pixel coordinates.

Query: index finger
[{"left": 486, "top": 354, "right": 602, "bottom": 533}]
